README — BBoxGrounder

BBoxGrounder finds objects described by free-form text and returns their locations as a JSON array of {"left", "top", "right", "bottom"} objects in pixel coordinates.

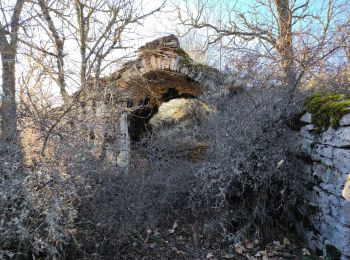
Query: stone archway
[{"left": 86, "top": 35, "right": 220, "bottom": 172}]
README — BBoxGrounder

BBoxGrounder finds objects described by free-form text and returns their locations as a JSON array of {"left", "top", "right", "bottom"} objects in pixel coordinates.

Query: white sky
[
  {"left": 1, "top": 0, "right": 177, "bottom": 103},
  {"left": 1, "top": 0, "right": 349, "bottom": 104}
]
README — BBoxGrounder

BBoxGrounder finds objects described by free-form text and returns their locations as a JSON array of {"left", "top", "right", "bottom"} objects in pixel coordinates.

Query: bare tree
[
  {"left": 71, "top": 0, "right": 165, "bottom": 89},
  {"left": 179, "top": 29, "right": 211, "bottom": 64},
  {"left": 16, "top": 0, "right": 165, "bottom": 164},
  {"left": 176, "top": 0, "right": 345, "bottom": 97},
  {"left": 37, "top": 0, "right": 71, "bottom": 104},
  {"left": 0, "top": 0, "right": 25, "bottom": 143},
  {"left": 337, "top": 15, "right": 350, "bottom": 73}
]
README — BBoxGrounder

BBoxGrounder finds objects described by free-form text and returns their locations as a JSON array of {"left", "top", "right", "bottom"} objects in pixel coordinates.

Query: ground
[{"left": 116, "top": 225, "right": 316, "bottom": 259}]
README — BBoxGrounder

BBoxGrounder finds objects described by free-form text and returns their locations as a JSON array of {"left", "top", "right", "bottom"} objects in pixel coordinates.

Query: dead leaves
[
  {"left": 234, "top": 243, "right": 246, "bottom": 255},
  {"left": 168, "top": 220, "right": 178, "bottom": 234},
  {"left": 233, "top": 238, "right": 304, "bottom": 259},
  {"left": 136, "top": 226, "right": 311, "bottom": 260}
]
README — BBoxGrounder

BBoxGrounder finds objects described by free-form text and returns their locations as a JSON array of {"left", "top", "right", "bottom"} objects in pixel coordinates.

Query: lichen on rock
[{"left": 304, "top": 92, "right": 350, "bottom": 132}]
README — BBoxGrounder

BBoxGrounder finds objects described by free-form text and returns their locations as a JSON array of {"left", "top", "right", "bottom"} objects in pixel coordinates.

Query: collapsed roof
[{"left": 94, "top": 34, "right": 220, "bottom": 106}]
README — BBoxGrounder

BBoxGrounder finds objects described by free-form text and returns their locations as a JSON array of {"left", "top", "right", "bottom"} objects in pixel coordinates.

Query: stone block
[
  {"left": 339, "top": 113, "right": 350, "bottom": 126},
  {"left": 301, "top": 113, "right": 312, "bottom": 123}
]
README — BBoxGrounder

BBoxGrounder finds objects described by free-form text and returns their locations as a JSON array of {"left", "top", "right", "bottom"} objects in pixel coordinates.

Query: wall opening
[{"left": 128, "top": 88, "right": 197, "bottom": 143}]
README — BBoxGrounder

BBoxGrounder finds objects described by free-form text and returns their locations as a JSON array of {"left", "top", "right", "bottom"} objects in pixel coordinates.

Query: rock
[
  {"left": 312, "top": 163, "right": 345, "bottom": 196},
  {"left": 320, "top": 127, "right": 350, "bottom": 147},
  {"left": 300, "top": 126, "right": 314, "bottom": 140},
  {"left": 138, "top": 34, "right": 180, "bottom": 51},
  {"left": 305, "top": 124, "right": 314, "bottom": 131},
  {"left": 301, "top": 113, "right": 312, "bottom": 123},
  {"left": 333, "top": 148, "right": 350, "bottom": 173},
  {"left": 339, "top": 113, "right": 350, "bottom": 126},
  {"left": 297, "top": 137, "right": 313, "bottom": 156},
  {"left": 313, "top": 144, "right": 333, "bottom": 159}
]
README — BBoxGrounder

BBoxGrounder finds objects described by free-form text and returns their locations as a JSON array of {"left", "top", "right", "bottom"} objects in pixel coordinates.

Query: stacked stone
[
  {"left": 126, "top": 34, "right": 220, "bottom": 94},
  {"left": 296, "top": 112, "right": 350, "bottom": 259},
  {"left": 86, "top": 35, "right": 223, "bottom": 171}
]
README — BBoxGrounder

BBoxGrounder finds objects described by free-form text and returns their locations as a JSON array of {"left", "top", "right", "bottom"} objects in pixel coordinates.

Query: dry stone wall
[{"left": 295, "top": 112, "right": 350, "bottom": 259}]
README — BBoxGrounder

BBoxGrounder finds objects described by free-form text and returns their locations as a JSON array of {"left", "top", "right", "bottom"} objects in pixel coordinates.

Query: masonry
[
  {"left": 81, "top": 35, "right": 221, "bottom": 172},
  {"left": 295, "top": 111, "right": 350, "bottom": 259}
]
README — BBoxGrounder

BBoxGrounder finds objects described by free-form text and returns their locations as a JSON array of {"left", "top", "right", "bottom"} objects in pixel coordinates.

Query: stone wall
[
  {"left": 101, "top": 34, "right": 221, "bottom": 107},
  {"left": 295, "top": 112, "right": 350, "bottom": 259},
  {"left": 81, "top": 35, "right": 222, "bottom": 172}
]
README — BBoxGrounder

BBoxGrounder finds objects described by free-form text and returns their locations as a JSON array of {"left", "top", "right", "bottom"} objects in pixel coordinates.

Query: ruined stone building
[
  {"left": 18, "top": 34, "right": 350, "bottom": 259},
  {"left": 80, "top": 35, "right": 220, "bottom": 173}
]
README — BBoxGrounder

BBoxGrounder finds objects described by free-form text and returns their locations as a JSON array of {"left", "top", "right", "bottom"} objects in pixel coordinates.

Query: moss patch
[
  {"left": 304, "top": 92, "right": 350, "bottom": 132},
  {"left": 179, "top": 57, "right": 217, "bottom": 73},
  {"left": 176, "top": 48, "right": 191, "bottom": 60},
  {"left": 176, "top": 48, "right": 217, "bottom": 73},
  {"left": 192, "top": 63, "right": 217, "bottom": 73}
]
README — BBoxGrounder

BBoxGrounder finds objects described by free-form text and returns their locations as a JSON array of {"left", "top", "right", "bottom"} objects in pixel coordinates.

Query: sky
[
  {"left": 0, "top": 0, "right": 349, "bottom": 103},
  {"left": 0, "top": 0, "right": 173, "bottom": 101}
]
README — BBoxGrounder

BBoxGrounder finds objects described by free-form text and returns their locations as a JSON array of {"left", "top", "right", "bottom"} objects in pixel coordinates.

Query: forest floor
[{"left": 117, "top": 226, "right": 317, "bottom": 259}]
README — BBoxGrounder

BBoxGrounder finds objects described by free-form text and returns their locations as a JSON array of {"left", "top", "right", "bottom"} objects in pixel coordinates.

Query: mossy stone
[
  {"left": 176, "top": 48, "right": 191, "bottom": 60},
  {"left": 304, "top": 92, "right": 350, "bottom": 132},
  {"left": 176, "top": 48, "right": 217, "bottom": 73}
]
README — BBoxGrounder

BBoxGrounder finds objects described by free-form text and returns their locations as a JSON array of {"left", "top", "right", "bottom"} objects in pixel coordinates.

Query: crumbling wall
[
  {"left": 82, "top": 35, "right": 223, "bottom": 172},
  {"left": 102, "top": 34, "right": 221, "bottom": 107},
  {"left": 295, "top": 112, "right": 350, "bottom": 259}
]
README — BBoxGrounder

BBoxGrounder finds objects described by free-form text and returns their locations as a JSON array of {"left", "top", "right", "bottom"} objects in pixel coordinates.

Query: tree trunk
[
  {"left": 0, "top": 0, "right": 25, "bottom": 144},
  {"left": 274, "top": 0, "right": 296, "bottom": 91},
  {"left": 1, "top": 52, "right": 18, "bottom": 142},
  {"left": 74, "top": 0, "right": 88, "bottom": 90}
]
